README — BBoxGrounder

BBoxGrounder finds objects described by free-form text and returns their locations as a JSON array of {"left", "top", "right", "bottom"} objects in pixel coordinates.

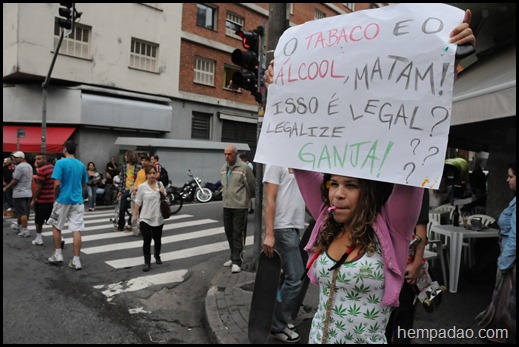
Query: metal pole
[
  {"left": 251, "top": 3, "right": 289, "bottom": 270},
  {"left": 42, "top": 30, "right": 65, "bottom": 153}
]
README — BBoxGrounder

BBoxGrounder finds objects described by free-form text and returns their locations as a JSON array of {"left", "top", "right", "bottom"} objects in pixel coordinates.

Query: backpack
[{"left": 159, "top": 166, "right": 169, "bottom": 187}]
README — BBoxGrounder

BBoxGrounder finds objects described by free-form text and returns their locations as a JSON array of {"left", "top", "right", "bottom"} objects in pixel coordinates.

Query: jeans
[
  {"left": 87, "top": 185, "right": 97, "bottom": 208},
  {"left": 223, "top": 208, "right": 248, "bottom": 266},
  {"left": 271, "top": 228, "right": 305, "bottom": 332},
  {"left": 118, "top": 190, "right": 132, "bottom": 228}
]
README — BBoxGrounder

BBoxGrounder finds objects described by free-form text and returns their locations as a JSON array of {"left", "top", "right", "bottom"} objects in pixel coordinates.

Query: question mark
[
  {"left": 430, "top": 106, "right": 449, "bottom": 137},
  {"left": 403, "top": 162, "right": 416, "bottom": 184},
  {"left": 410, "top": 138, "right": 420, "bottom": 155},
  {"left": 422, "top": 146, "right": 440, "bottom": 166}
]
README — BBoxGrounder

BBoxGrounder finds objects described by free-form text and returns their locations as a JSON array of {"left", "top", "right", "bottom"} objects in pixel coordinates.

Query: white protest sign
[{"left": 254, "top": 3, "right": 464, "bottom": 189}]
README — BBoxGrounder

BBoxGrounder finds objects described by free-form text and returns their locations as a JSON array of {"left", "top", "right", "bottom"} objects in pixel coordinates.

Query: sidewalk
[{"left": 204, "top": 254, "right": 498, "bottom": 344}]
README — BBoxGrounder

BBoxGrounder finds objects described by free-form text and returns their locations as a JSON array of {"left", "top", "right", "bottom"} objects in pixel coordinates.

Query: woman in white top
[{"left": 132, "top": 164, "right": 166, "bottom": 272}]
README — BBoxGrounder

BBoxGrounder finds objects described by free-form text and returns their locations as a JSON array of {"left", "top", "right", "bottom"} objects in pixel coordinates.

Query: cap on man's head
[{"left": 11, "top": 151, "right": 25, "bottom": 159}]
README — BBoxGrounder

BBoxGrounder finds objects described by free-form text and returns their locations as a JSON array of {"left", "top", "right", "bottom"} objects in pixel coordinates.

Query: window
[
  {"left": 344, "top": 3, "right": 355, "bottom": 11},
  {"left": 224, "top": 66, "right": 241, "bottom": 92},
  {"left": 130, "top": 38, "right": 159, "bottom": 72},
  {"left": 191, "top": 112, "right": 212, "bottom": 140},
  {"left": 226, "top": 12, "right": 244, "bottom": 38},
  {"left": 197, "top": 3, "right": 216, "bottom": 30},
  {"left": 54, "top": 22, "right": 91, "bottom": 59},
  {"left": 194, "top": 56, "right": 215, "bottom": 86},
  {"left": 315, "top": 9, "right": 325, "bottom": 20}
]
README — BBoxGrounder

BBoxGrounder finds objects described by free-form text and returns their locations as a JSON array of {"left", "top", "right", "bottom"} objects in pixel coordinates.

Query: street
[{"left": 3, "top": 200, "right": 254, "bottom": 344}]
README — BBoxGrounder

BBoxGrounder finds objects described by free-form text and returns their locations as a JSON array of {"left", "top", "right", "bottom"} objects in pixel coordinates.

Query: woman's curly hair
[{"left": 312, "top": 174, "right": 393, "bottom": 256}]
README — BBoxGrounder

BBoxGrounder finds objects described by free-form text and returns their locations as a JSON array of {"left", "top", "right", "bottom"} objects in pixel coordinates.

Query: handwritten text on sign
[{"left": 254, "top": 3, "right": 464, "bottom": 189}]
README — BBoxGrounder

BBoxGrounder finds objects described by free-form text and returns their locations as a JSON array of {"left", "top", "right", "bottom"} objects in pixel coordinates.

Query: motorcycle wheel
[
  {"left": 168, "top": 192, "right": 183, "bottom": 214},
  {"left": 196, "top": 188, "right": 212, "bottom": 203}
]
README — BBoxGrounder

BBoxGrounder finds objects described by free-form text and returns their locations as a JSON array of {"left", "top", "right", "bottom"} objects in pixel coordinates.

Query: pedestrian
[
  {"left": 385, "top": 192, "right": 429, "bottom": 344},
  {"left": 262, "top": 10, "right": 475, "bottom": 343},
  {"left": 132, "top": 155, "right": 151, "bottom": 192},
  {"left": 3, "top": 156, "right": 15, "bottom": 212},
  {"left": 220, "top": 144, "right": 256, "bottom": 273},
  {"left": 30, "top": 153, "right": 55, "bottom": 246},
  {"left": 47, "top": 141, "right": 88, "bottom": 270},
  {"left": 239, "top": 153, "right": 255, "bottom": 214},
  {"left": 85, "top": 161, "right": 103, "bottom": 211},
  {"left": 151, "top": 154, "right": 169, "bottom": 187},
  {"left": 131, "top": 164, "right": 165, "bottom": 272},
  {"left": 3, "top": 151, "right": 33, "bottom": 237},
  {"left": 475, "top": 162, "right": 516, "bottom": 343},
  {"left": 106, "top": 156, "right": 119, "bottom": 178},
  {"left": 263, "top": 165, "right": 306, "bottom": 343},
  {"left": 116, "top": 150, "right": 141, "bottom": 231}
]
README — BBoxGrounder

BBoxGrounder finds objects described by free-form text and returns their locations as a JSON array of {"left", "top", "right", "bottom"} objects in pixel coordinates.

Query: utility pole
[
  {"left": 251, "top": 3, "right": 289, "bottom": 270},
  {"left": 42, "top": 3, "right": 81, "bottom": 153}
]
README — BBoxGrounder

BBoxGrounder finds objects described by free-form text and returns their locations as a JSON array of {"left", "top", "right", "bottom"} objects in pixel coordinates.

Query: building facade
[{"left": 3, "top": 3, "right": 371, "bottom": 184}]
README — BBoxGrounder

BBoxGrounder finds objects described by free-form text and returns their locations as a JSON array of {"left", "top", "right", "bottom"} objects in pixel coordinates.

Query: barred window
[
  {"left": 191, "top": 111, "right": 212, "bottom": 140},
  {"left": 130, "top": 38, "right": 159, "bottom": 72},
  {"left": 194, "top": 56, "right": 215, "bottom": 86},
  {"left": 315, "top": 9, "right": 326, "bottom": 20},
  {"left": 344, "top": 3, "right": 355, "bottom": 11},
  {"left": 226, "top": 12, "right": 244, "bottom": 38},
  {"left": 54, "top": 22, "right": 91, "bottom": 59}
]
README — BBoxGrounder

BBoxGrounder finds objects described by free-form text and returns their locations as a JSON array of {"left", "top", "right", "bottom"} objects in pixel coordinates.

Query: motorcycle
[
  {"left": 204, "top": 180, "right": 222, "bottom": 201},
  {"left": 175, "top": 169, "right": 213, "bottom": 203}
]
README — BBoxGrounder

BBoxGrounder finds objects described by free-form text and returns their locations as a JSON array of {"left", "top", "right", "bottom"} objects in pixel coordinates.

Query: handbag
[{"left": 160, "top": 192, "right": 171, "bottom": 219}]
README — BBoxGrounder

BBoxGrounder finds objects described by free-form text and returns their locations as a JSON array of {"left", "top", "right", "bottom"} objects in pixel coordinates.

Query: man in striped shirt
[{"left": 31, "top": 153, "right": 55, "bottom": 246}]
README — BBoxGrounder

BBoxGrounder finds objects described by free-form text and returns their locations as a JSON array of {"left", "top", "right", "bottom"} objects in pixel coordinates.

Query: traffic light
[
  {"left": 231, "top": 25, "right": 264, "bottom": 103},
  {"left": 57, "top": 3, "right": 82, "bottom": 37}
]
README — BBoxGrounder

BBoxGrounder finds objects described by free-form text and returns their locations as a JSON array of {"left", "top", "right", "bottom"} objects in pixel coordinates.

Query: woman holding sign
[{"left": 263, "top": 8, "right": 475, "bottom": 344}]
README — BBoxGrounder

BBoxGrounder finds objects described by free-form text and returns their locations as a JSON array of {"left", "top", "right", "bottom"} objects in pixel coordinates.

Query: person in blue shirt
[
  {"left": 475, "top": 163, "right": 516, "bottom": 343},
  {"left": 47, "top": 141, "right": 89, "bottom": 270}
]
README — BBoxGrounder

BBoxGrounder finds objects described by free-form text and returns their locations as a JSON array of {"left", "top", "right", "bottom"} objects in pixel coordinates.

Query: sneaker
[
  {"left": 17, "top": 231, "right": 31, "bottom": 238},
  {"left": 271, "top": 327, "right": 300, "bottom": 343},
  {"left": 223, "top": 260, "right": 233, "bottom": 267},
  {"left": 48, "top": 253, "right": 64, "bottom": 264},
  {"left": 10, "top": 222, "right": 20, "bottom": 231},
  {"left": 68, "top": 259, "right": 82, "bottom": 270},
  {"left": 32, "top": 239, "right": 44, "bottom": 246},
  {"left": 155, "top": 256, "right": 162, "bottom": 264},
  {"left": 231, "top": 264, "right": 241, "bottom": 273},
  {"left": 287, "top": 323, "right": 295, "bottom": 330}
]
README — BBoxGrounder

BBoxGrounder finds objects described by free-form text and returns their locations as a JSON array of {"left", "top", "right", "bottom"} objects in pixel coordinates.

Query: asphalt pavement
[{"left": 203, "top": 251, "right": 500, "bottom": 344}]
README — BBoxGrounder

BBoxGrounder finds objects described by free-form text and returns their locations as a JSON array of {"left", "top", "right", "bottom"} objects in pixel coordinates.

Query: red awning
[{"left": 3, "top": 125, "right": 76, "bottom": 154}]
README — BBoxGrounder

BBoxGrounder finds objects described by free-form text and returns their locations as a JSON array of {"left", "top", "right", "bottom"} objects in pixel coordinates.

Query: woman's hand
[
  {"left": 263, "top": 59, "right": 275, "bottom": 88},
  {"left": 450, "top": 9, "right": 475, "bottom": 46}
]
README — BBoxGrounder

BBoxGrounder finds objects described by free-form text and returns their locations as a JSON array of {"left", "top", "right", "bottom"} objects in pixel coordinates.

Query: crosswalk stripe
[
  {"left": 93, "top": 269, "right": 189, "bottom": 301},
  {"left": 81, "top": 226, "right": 225, "bottom": 254},
  {"left": 105, "top": 235, "right": 254, "bottom": 269},
  {"left": 39, "top": 214, "right": 194, "bottom": 236}
]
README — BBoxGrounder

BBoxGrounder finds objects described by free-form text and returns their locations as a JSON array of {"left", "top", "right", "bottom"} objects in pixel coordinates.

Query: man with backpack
[{"left": 151, "top": 155, "right": 169, "bottom": 187}]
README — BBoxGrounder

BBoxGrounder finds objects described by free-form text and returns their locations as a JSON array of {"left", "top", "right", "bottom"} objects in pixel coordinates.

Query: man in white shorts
[{"left": 47, "top": 141, "right": 88, "bottom": 270}]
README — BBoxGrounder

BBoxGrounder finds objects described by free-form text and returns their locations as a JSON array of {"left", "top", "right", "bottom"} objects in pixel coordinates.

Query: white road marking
[
  {"left": 93, "top": 269, "right": 188, "bottom": 301},
  {"left": 82, "top": 226, "right": 225, "bottom": 254},
  {"left": 105, "top": 236, "right": 254, "bottom": 269}
]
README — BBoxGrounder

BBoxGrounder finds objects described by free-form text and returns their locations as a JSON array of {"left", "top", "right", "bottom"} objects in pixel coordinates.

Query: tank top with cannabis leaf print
[{"left": 308, "top": 244, "right": 392, "bottom": 344}]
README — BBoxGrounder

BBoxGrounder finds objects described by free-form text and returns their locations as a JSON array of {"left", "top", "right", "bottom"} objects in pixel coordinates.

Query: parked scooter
[
  {"left": 174, "top": 169, "right": 213, "bottom": 203},
  {"left": 204, "top": 180, "right": 222, "bottom": 201}
]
